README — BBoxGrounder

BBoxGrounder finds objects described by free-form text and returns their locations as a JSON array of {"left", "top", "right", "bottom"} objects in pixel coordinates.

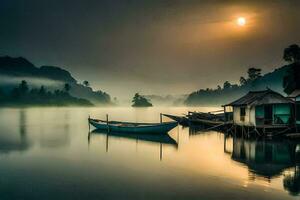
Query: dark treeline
[
  {"left": 0, "top": 56, "right": 112, "bottom": 105},
  {"left": 185, "top": 44, "right": 300, "bottom": 106},
  {"left": 185, "top": 68, "right": 264, "bottom": 105},
  {"left": 0, "top": 80, "right": 93, "bottom": 106}
]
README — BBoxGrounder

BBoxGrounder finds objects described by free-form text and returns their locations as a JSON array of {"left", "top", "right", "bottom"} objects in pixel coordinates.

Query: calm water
[{"left": 0, "top": 107, "right": 299, "bottom": 200}]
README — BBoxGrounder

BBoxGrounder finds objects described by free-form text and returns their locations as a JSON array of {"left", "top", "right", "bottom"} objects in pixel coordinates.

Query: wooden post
[
  {"left": 160, "top": 143, "right": 162, "bottom": 161},
  {"left": 160, "top": 113, "right": 162, "bottom": 124},
  {"left": 106, "top": 114, "right": 109, "bottom": 132},
  {"left": 88, "top": 115, "right": 90, "bottom": 132},
  {"left": 106, "top": 134, "right": 109, "bottom": 152},
  {"left": 295, "top": 102, "right": 298, "bottom": 133}
]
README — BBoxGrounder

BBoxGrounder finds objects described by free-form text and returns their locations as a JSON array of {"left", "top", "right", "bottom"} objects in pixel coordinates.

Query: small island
[{"left": 131, "top": 93, "right": 153, "bottom": 107}]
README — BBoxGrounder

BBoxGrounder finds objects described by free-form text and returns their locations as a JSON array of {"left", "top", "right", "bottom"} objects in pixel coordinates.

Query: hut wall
[
  {"left": 249, "top": 106, "right": 256, "bottom": 126},
  {"left": 233, "top": 106, "right": 255, "bottom": 126}
]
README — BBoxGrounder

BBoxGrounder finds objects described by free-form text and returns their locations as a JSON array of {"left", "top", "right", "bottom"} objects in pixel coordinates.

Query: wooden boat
[
  {"left": 188, "top": 118, "right": 224, "bottom": 126},
  {"left": 89, "top": 118, "right": 178, "bottom": 134},
  {"left": 162, "top": 114, "right": 189, "bottom": 126},
  {"left": 163, "top": 112, "right": 231, "bottom": 131}
]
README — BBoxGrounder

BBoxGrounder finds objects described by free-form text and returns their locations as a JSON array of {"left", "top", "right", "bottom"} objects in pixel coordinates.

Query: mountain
[
  {"left": 0, "top": 56, "right": 111, "bottom": 105},
  {"left": 185, "top": 65, "right": 290, "bottom": 106}
]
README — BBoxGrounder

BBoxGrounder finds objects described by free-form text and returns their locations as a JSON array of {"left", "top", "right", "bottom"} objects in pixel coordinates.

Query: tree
[
  {"left": 132, "top": 93, "right": 152, "bottom": 107},
  {"left": 19, "top": 80, "right": 29, "bottom": 94},
  {"left": 283, "top": 44, "right": 300, "bottom": 63},
  {"left": 247, "top": 67, "right": 262, "bottom": 81},
  {"left": 283, "top": 44, "right": 300, "bottom": 95},
  {"left": 239, "top": 76, "right": 247, "bottom": 86},
  {"left": 223, "top": 81, "right": 232, "bottom": 90},
  {"left": 64, "top": 83, "right": 71, "bottom": 93},
  {"left": 39, "top": 86, "right": 46, "bottom": 96},
  {"left": 83, "top": 80, "right": 90, "bottom": 87}
]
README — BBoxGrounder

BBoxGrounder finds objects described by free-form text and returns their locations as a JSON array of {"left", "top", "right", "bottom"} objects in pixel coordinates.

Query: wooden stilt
[
  {"left": 160, "top": 143, "right": 162, "bottom": 161},
  {"left": 106, "top": 114, "right": 109, "bottom": 132},
  {"left": 88, "top": 115, "right": 91, "bottom": 132},
  {"left": 160, "top": 113, "right": 162, "bottom": 124},
  {"left": 106, "top": 133, "right": 109, "bottom": 152}
]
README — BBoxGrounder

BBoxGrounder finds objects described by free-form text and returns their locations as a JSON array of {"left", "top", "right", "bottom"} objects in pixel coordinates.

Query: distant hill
[
  {"left": 185, "top": 65, "right": 290, "bottom": 106},
  {"left": 0, "top": 56, "right": 112, "bottom": 105}
]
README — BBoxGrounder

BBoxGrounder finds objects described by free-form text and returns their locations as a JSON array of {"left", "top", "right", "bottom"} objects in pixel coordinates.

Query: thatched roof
[{"left": 224, "top": 89, "right": 294, "bottom": 107}]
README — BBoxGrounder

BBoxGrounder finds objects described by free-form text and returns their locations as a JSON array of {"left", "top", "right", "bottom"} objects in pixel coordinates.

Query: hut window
[{"left": 240, "top": 107, "right": 246, "bottom": 121}]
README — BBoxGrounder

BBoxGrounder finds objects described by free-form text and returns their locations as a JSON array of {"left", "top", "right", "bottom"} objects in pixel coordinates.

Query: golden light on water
[{"left": 237, "top": 17, "right": 246, "bottom": 26}]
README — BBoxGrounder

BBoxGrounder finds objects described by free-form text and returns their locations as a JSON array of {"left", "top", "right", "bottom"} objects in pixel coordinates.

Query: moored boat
[
  {"left": 89, "top": 118, "right": 178, "bottom": 134},
  {"left": 162, "top": 114, "right": 189, "bottom": 126}
]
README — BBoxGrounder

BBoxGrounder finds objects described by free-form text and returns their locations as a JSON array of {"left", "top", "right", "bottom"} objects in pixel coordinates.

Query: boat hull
[{"left": 89, "top": 119, "right": 178, "bottom": 134}]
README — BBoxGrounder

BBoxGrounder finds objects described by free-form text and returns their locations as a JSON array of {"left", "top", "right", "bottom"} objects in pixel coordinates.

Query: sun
[{"left": 237, "top": 17, "right": 246, "bottom": 26}]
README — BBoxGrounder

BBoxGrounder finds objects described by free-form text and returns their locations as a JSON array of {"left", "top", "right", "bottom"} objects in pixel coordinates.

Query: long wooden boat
[
  {"left": 188, "top": 118, "right": 224, "bottom": 126},
  {"left": 89, "top": 118, "right": 178, "bottom": 134},
  {"left": 162, "top": 114, "right": 189, "bottom": 126}
]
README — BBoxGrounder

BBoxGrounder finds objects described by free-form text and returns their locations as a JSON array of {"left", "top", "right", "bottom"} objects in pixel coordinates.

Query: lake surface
[{"left": 0, "top": 107, "right": 299, "bottom": 200}]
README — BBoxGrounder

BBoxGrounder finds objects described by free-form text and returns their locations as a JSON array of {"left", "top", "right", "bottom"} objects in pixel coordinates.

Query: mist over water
[
  {"left": 0, "top": 106, "right": 298, "bottom": 200},
  {"left": 0, "top": 75, "right": 63, "bottom": 89}
]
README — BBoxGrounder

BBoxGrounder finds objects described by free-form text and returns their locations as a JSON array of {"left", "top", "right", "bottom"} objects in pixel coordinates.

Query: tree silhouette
[
  {"left": 64, "top": 83, "right": 71, "bottom": 93},
  {"left": 132, "top": 93, "right": 152, "bottom": 107},
  {"left": 39, "top": 86, "right": 46, "bottom": 96},
  {"left": 223, "top": 81, "right": 232, "bottom": 90},
  {"left": 239, "top": 76, "right": 247, "bottom": 86},
  {"left": 19, "top": 80, "right": 29, "bottom": 94},
  {"left": 247, "top": 68, "right": 261, "bottom": 81},
  {"left": 283, "top": 44, "right": 300, "bottom": 63},
  {"left": 83, "top": 80, "right": 90, "bottom": 87},
  {"left": 283, "top": 44, "right": 300, "bottom": 95}
]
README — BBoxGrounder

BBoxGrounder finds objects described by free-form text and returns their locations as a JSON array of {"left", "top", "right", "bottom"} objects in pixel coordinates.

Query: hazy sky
[{"left": 1, "top": 0, "right": 300, "bottom": 98}]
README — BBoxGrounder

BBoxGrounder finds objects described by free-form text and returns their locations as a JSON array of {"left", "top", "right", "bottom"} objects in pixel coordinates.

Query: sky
[{"left": 1, "top": 0, "right": 300, "bottom": 99}]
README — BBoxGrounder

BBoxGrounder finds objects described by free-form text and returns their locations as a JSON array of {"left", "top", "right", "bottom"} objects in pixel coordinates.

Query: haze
[{"left": 1, "top": 0, "right": 300, "bottom": 99}]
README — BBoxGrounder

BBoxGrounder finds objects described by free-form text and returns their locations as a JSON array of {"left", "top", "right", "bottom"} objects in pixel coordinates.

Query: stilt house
[{"left": 223, "top": 89, "right": 294, "bottom": 129}]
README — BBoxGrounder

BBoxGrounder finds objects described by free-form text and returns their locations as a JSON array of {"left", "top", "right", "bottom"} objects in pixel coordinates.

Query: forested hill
[
  {"left": 185, "top": 65, "right": 290, "bottom": 106},
  {"left": 0, "top": 56, "right": 112, "bottom": 105}
]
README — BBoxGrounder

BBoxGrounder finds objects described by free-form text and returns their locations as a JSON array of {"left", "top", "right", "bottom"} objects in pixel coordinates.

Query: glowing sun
[{"left": 237, "top": 17, "right": 246, "bottom": 26}]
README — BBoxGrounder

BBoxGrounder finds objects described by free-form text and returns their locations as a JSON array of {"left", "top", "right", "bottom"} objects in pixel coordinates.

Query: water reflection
[
  {"left": 38, "top": 109, "right": 71, "bottom": 148},
  {"left": 284, "top": 166, "right": 300, "bottom": 196},
  {"left": 0, "top": 108, "right": 72, "bottom": 154},
  {"left": 1, "top": 107, "right": 300, "bottom": 199},
  {"left": 284, "top": 144, "right": 300, "bottom": 196},
  {"left": 89, "top": 130, "right": 178, "bottom": 160},
  {"left": 0, "top": 109, "right": 31, "bottom": 153},
  {"left": 224, "top": 135, "right": 300, "bottom": 195}
]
